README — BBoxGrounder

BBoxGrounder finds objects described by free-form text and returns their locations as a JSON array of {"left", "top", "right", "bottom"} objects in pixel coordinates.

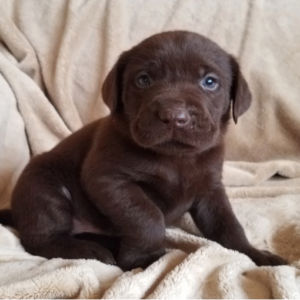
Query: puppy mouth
[
  {"left": 131, "top": 114, "right": 217, "bottom": 154},
  {"left": 156, "top": 139, "right": 195, "bottom": 150}
]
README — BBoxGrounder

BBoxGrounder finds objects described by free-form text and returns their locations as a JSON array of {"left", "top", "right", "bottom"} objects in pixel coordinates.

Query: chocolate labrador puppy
[{"left": 1, "top": 31, "right": 286, "bottom": 270}]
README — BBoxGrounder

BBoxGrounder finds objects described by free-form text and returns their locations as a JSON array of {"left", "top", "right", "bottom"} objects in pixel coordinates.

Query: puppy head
[{"left": 102, "top": 31, "right": 251, "bottom": 155}]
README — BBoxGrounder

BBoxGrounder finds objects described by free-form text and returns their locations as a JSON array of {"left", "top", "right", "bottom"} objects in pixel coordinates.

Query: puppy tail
[{"left": 0, "top": 209, "right": 14, "bottom": 227}]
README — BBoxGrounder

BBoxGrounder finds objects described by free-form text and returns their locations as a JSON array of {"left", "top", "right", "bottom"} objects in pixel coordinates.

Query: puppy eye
[
  {"left": 135, "top": 74, "right": 151, "bottom": 88},
  {"left": 201, "top": 75, "right": 219, "bottom": 91}
]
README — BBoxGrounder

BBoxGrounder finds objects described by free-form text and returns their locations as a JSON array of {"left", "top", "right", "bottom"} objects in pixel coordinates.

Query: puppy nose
[{"left": 158, "top": 109, "right": 191, "bottom": 128}]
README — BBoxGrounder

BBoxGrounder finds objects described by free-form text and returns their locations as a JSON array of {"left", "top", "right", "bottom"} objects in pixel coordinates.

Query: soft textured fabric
[
  {"left": 1, "top": 188, "right": 300, "bottom": 298},
  {"left": 0, "top": 0, "right": 299, "bottom": 298}
]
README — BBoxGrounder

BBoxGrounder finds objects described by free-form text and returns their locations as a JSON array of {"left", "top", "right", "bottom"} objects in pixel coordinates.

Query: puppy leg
[
  {"left": 84, "top": 180, "right": 166, "bottom": 271},
  {"left": 24, "top": 235, "right": 116, "bottom": 264},
  {"left": 12, "top": 189, "right": 115, "bottom": 264},
  {"left": 190, "top": 186, "right": 286, "bottom": 266},
  {"left": 75, "top": 233, "right": 121, "bottom": 258},
  {"left": 0, "top": 209, "right": 13, "bottom": 226}
]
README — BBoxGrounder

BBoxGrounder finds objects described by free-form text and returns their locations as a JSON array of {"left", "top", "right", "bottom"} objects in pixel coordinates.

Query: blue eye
[
  {"left": 201, "top": 75, "right": 219, "bottom": 91},
  {"left": 135, "top": 74, "right": 151, "bottom": 88}
]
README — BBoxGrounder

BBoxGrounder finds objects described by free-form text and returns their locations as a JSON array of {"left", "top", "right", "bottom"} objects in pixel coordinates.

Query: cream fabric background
[{"left": 0, "top": 0, "right": 299, "bottom": 298}]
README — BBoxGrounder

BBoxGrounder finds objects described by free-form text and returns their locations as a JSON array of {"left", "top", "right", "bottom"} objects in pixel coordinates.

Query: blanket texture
[{"left": 0, "top": 0, "right": 299, "bottom": 298}]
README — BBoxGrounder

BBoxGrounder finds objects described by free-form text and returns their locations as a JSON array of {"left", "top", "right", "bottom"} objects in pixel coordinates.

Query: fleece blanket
[{"left": 0, "top": 0, "right": 300, "bottom": 298}]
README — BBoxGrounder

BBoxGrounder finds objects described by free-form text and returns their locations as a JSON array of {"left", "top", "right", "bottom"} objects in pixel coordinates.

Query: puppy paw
[
  {"left": 25, "top": 238, "right": 117, "bottom": 266},
  {"left": 82, "top": 244, "right": 116, "bottom": 265},
  {"left": 117, "top": 246, "right": 165, "bottom": 271},
  {"left": 248, "top": 248, "right": 287, "bottom": 266},
  {"left": 65, "top": 239, "right": 116, "bottom": 265}
]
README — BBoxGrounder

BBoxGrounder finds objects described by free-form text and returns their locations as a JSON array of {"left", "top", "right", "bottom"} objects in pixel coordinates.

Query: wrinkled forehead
[{"left": 124, "top": 33, "right": 232, "bottom": 78}]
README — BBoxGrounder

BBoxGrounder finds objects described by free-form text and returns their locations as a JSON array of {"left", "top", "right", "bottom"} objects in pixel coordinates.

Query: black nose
[{"left": 158, "top": 109, "right": 191, "bottom": 128}]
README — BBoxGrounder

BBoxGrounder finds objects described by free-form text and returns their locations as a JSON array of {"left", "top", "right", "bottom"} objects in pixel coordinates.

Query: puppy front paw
[
  {"left": 248, "top": 248, "right": 287, "bottom": 266},
  {"left": 75, "top": 242, "right": 117, "bottom": 265},
  {"left": 117, "top": 246, "right": 165, "bottom": 271}
]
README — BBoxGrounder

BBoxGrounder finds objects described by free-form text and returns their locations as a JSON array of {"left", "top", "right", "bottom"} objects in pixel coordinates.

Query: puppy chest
[{"left": 137, "top": 171, "right": 211, "bottom": 215}]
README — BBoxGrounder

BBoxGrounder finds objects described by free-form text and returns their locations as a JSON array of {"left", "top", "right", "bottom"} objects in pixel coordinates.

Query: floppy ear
[
  {"left": 102, "top": 54, "right": 127, "bottom": 115},
  {"left": 230, "top": 57, "right": 252, "bottom": 124}
]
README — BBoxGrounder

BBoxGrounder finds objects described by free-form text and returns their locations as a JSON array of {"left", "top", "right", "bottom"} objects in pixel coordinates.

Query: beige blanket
[{"left": 0, "top": 0, "right": 299, "bottom": 298}]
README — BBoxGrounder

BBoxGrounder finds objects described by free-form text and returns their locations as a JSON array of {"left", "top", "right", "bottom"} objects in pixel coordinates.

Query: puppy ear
[
  {"left": 230, "top": 57, "right": 252, "bottom": 124},
  {"left": 102, "top": 53, "right": 127, "bottom": 115}
]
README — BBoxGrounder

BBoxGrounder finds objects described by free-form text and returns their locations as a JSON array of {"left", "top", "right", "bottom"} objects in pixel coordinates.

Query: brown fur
[{"left": 2, "top": 31, "right": 286, "bottom": 270}]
